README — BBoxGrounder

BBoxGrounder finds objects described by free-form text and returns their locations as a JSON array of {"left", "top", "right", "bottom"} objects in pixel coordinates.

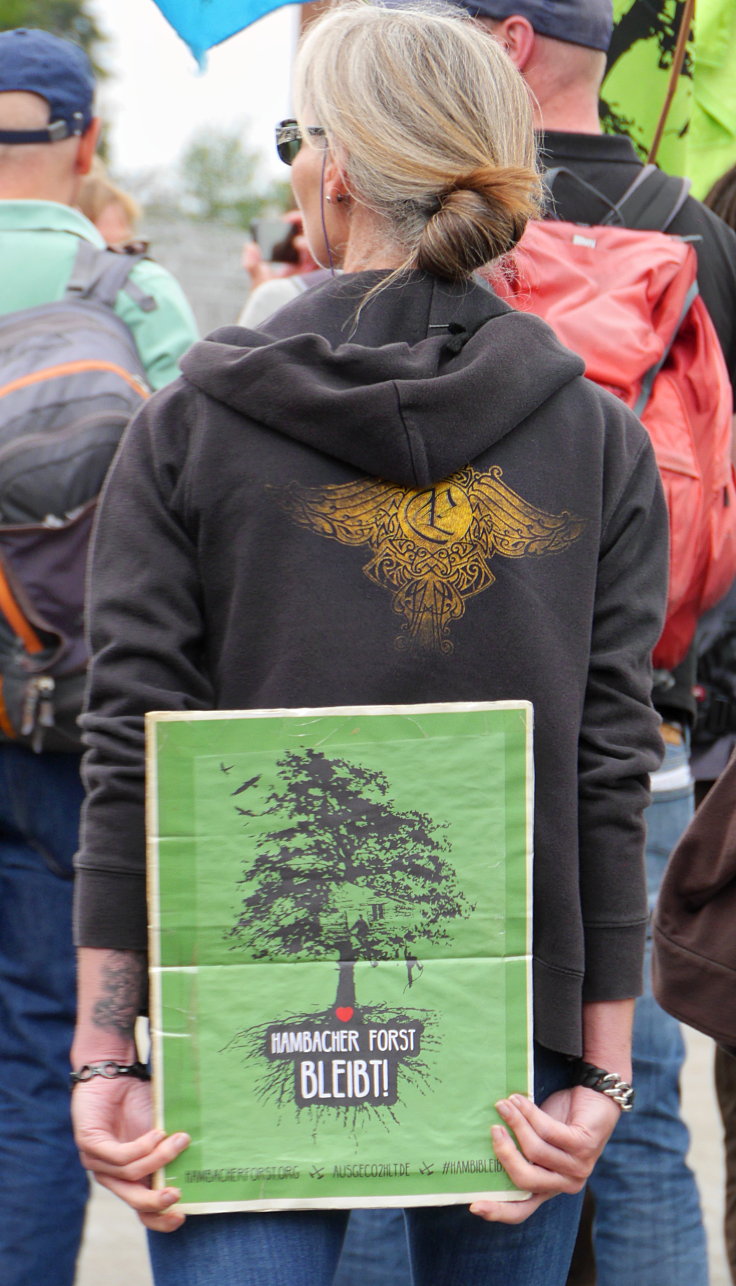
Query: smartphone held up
[{"left": 250, "top": 216, "right": 299, "bottom": 263}]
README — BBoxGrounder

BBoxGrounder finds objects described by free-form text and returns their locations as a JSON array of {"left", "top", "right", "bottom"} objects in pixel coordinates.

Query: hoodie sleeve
[
  {"left": 74, "top": 381, "right": 212, "bottom": 950},
  {"left": 578, "top": 405, "right": 668, "bottom": 1003}
]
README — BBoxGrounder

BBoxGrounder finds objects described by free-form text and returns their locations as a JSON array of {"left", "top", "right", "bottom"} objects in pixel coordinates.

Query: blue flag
[{"left": 151, "top": 0, "right": 298, "bottom": 63}]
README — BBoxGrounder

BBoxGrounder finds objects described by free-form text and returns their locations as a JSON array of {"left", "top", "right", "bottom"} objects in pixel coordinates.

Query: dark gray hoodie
[{"left": 76, "top": 271, "right": 667, "bottom": 1056}]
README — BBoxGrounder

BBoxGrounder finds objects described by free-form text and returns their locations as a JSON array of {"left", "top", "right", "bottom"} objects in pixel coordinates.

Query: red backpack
[{"left": 491, "top": 166, "right": 736, "bottom": 671}]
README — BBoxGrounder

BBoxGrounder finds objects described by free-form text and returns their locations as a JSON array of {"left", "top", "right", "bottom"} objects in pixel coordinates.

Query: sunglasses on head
[{"left": 275, "top": 119, "right": 327, "bottom": 165}]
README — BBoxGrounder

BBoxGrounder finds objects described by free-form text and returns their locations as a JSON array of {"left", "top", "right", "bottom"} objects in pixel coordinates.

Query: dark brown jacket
[{"left": 653, "top": 752, "right": 736, "bottom": 1049}]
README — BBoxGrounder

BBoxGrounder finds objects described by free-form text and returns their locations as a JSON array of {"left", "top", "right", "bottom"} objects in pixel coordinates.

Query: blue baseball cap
[
  {"left": 447, "top": 0, "right": 613, "bottom": 52},
  {"left": 0, "top": 28, "right": 95, "bottom": 144}
]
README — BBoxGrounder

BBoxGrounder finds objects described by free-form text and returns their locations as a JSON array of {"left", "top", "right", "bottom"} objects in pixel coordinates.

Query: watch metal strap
[{"left": 578, "top": 1061, "right": 635, "bottom": 1112}]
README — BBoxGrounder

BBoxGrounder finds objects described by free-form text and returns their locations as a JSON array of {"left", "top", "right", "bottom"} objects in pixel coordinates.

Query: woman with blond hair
[
  {"left": 77, "top": 157, "right": 142, "bottom": 246},
  {"left": 70, "top": 4, "right": 667, "bottom": 1284}
]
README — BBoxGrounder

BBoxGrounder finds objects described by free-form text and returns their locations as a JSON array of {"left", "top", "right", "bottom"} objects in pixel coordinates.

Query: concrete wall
[{"left": 141, "top": 214, "right": 251, "bottom": 337}]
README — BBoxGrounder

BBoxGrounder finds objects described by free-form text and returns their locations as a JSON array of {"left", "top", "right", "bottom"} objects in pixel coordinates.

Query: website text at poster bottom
[{"left": 183, "top": 1158, "right": 505, "bottom": 1183}]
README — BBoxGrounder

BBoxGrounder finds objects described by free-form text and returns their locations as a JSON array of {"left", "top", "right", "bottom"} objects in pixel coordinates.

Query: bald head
[
  {"left": 0, "top": 90, "right": 99, "bottom": 202},
  {"left": 480, "top": 15, "right": 606, "bottom": 133}
]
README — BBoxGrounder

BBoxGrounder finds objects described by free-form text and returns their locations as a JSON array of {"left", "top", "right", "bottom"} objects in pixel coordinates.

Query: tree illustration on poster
[
  {"left": 225, "top": 748, "right": 473, "bottom": 1122},
  {"left": 229, "top": 748, "right": 470, "bottom": 1010}
]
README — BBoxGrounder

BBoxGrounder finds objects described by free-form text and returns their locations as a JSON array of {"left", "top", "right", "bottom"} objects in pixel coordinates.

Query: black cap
[{"left": 444, "top": 0, "right": 613, "bottom": 52}]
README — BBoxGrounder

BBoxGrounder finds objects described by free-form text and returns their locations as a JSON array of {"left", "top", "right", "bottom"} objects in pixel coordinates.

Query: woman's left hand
[{"left": 470, "top": 1085, "right": 620, "bottom": 1224}]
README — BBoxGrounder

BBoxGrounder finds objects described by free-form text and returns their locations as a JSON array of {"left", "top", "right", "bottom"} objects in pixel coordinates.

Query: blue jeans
[
  {"left": 587, "top": 736, "right": 708, "bottom": 1286},
  {"left": 333, "top": 1209, "right": 410, "bottom": 1286},
  {"left": 148, "top": 1045, "right": 584, "bottom": 1286},
  {"left": 0, "top": 744, "right": 88, "bottom": 1286}
]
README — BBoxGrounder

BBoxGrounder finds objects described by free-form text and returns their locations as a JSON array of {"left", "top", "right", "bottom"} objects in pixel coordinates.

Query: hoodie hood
[{"left": 180, "top": 271, "right": 584, "bottom": 488}]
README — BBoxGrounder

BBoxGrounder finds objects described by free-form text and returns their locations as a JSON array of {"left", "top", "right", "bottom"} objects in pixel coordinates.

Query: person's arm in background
[
  {"left": 687, "top": 202, "right": 736, "bottom": 407},
  {"left": 695, "top": 181, "right": 736, "bottom": 464},
  {"left": 114, "top": 258, "right": 199, "bottom": 390}
]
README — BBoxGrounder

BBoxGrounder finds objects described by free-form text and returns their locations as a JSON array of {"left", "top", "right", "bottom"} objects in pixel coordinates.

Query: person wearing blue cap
[
  {"left": 0, "top": 28, "right": 198, "bottom": 389},
  {"left": 439, "top": 5, "right": 736, "bottom": 1286},
  {"left": 0, "top": 28, "right": 198, "bottom": 1286}
]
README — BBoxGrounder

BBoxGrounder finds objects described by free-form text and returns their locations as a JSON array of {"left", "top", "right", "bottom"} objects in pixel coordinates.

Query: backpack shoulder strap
[
  {"left": 543, "top": 167, "right": 620, "bottom": 224},
  {"left": 543, "top": 163, "right": 691, "bottom": 233},
  {"left": 64, "top": 239, "right": 158, "bottom": 313},
  {"left": 612, "top": 164, "right": 692, "bottom": 233}
]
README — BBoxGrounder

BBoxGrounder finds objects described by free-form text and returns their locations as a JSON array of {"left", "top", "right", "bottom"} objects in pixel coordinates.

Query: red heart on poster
[{"left": 335, "top": 1007, "right": 354, "bottom": 1023}]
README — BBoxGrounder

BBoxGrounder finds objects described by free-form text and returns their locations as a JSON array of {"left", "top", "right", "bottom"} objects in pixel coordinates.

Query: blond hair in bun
[{"left": 294, "top": 1, "right": 542, "bottom": 281}]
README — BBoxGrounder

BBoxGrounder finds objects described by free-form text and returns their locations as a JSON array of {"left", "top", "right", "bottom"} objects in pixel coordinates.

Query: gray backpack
[{"left": 0, "top": 240, "right": 153, "bottom": 752}]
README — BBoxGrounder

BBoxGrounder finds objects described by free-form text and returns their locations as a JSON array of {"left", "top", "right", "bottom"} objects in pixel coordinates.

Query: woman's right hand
[{"left": 72, "top": 1075, "right": 191, "bottom": 1232}]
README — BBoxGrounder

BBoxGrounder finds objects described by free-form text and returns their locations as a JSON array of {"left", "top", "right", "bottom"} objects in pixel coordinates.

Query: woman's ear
[{"left": 323, "top": 154, "right": 351, "bottom": 206}]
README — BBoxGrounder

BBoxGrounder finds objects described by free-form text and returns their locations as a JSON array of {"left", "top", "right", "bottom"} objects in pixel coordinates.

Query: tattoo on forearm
[{"left": 92, "top": 951, "right": 146, "bottom": 1037}]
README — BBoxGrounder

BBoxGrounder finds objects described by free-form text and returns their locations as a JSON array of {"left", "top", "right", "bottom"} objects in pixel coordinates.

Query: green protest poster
[{"left": 146, "top": 701, "right": 533, "bottom": 1213}]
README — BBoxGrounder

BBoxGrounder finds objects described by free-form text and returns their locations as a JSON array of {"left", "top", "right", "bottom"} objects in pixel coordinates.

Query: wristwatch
[{"left": 577, "top": 1061, "right": 635, "bottom": 1112}]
